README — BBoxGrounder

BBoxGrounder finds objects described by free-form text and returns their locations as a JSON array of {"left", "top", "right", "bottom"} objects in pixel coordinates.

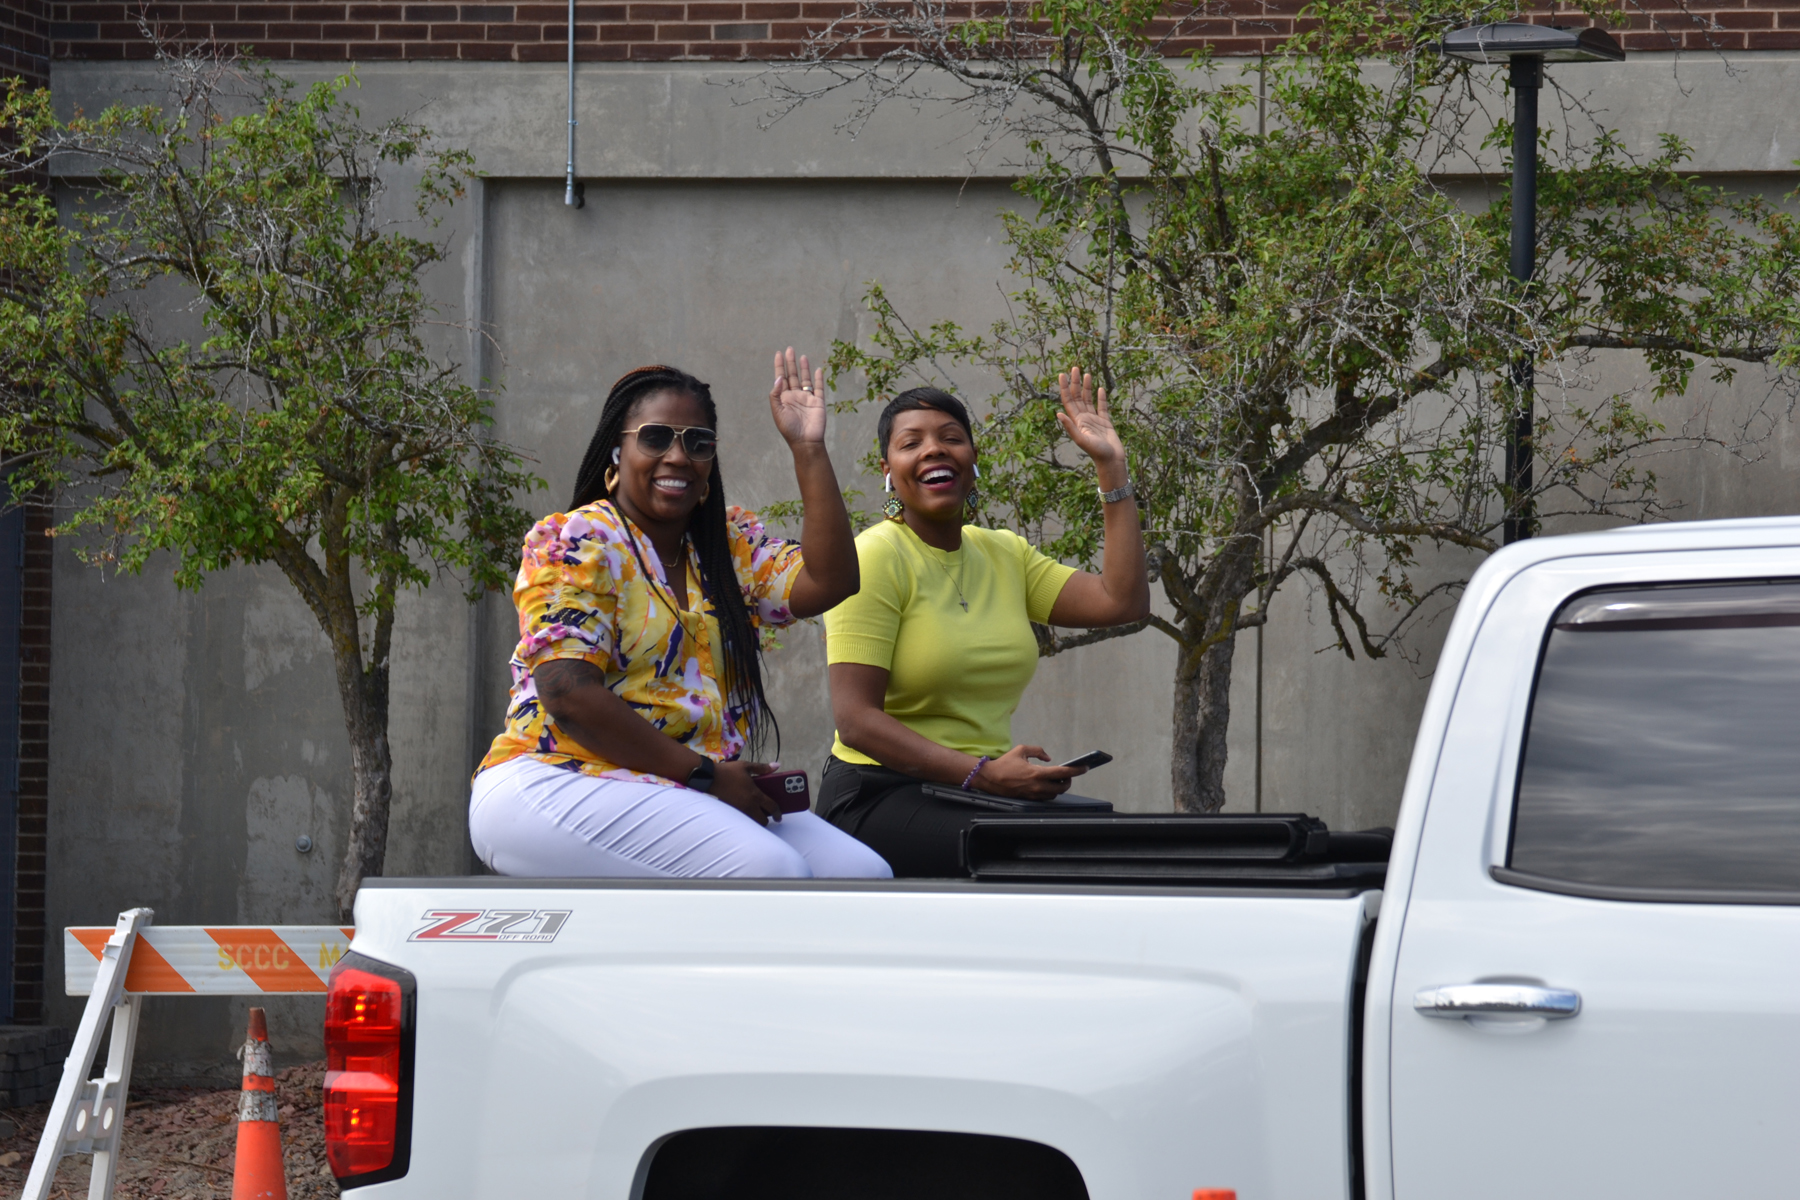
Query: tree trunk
[
  {"left": 333, "top": 658, "right": 393, "bottom": 923},
  {"left": 1171, "top": 632, "right": 1237, "bottom": 813}
]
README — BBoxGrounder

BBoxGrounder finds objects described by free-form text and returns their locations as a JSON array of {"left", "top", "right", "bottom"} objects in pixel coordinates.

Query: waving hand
[
  {"left": 770, "top": 346, "right": 827, "bottom": 446},
  {"left": 1056, "top": 366, "right": 1125, "bottom": 470}
]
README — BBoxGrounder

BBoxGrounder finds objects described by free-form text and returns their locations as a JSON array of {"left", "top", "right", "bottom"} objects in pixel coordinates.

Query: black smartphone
[{"left": 1059, "top": 750, "right": 1113, "bottom": 770}]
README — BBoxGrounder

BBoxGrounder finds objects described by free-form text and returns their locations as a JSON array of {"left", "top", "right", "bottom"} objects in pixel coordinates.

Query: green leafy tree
[
  {"left": 764, "top": 0, "right": 1800, "bottom": 811},
  {"left": 0, "top": 54, "right": 538, "bottom": 916}
]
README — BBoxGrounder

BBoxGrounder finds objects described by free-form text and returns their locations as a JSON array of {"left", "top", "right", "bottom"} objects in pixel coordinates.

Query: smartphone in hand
[
  {"left": 753, "top": 769, "right": 812, "bottom": 813},
  {"left": 1060, "top": 750, "right": 1113, "bottom": 770}
]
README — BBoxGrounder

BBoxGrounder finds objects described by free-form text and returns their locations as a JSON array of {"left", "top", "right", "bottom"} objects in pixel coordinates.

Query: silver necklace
[{"left": 930, "top": 549, "right": 970, "bottom": 612}]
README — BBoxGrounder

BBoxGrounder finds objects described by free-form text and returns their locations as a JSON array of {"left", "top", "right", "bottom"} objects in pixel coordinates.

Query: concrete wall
[{"left": 41, "top": 54, "right": 1800, "bottom": 1070}]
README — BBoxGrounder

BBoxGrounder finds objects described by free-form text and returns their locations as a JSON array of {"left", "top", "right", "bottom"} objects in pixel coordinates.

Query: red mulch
[{"left": 0, "top": 1062, "right": 337, "bottom": 1199}]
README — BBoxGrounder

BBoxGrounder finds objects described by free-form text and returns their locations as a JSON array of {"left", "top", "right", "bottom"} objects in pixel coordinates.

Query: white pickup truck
[{"left": 321, "top": 517, "right": 1800, "bottom": 1200}]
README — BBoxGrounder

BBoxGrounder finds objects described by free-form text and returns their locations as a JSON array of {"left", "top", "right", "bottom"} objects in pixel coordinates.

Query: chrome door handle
[{"left": 1414, "top": 983, "right": 1581, "bottom": 1019}]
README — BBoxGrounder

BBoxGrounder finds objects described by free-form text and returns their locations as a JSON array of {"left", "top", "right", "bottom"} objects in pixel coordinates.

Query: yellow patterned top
[{"left": 477, "top": 500, "right": 804, "bottom": 784}]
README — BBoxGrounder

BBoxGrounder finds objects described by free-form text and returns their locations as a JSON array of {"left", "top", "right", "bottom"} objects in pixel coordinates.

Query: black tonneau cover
[{"left": 963, "top": 813, "right": 1391, "bottom": 889}]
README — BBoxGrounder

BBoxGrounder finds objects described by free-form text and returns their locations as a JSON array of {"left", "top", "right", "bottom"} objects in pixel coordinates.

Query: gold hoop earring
[
  {"left": 698, "top": 480, "right": 711, "bottom": 505},
  {"left": 604, "top": 466, "right": 619, "bottom": 494}
]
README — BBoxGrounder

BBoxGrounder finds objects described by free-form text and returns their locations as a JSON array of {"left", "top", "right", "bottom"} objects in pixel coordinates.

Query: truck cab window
[{"left": 1508, "top": 580, "right": 1800, "bottom": 897}]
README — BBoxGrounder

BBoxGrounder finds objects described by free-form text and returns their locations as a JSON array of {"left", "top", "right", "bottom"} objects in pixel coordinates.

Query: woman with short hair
[
  {"left": 819, "top": 368, "right": 1150, "bottom": 876},
  {"left": 470, "top": 352, "right": 891, "bottom": 879}
]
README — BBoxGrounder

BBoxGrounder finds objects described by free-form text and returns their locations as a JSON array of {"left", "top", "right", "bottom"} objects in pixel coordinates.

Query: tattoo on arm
[{"left": 533, "top": 659, "right": 605, "bottom": 705}]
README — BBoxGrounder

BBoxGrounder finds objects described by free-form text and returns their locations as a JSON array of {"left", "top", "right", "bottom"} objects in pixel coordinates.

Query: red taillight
[{"left": 325, "top": 965, "right": 406, "bottom": 1178}]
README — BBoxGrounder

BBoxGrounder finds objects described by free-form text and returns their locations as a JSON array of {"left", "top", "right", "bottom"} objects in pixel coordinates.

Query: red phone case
[{"left": 753, "top": 769, "right": 811, "bottom": 813}]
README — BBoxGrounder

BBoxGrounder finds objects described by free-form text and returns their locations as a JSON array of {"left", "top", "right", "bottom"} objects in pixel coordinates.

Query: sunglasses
[{"left": 622, "top": 423, "right": 718, "bottom": 461}]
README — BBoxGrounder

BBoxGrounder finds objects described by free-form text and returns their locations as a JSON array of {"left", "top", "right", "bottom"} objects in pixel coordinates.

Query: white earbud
[
  {"left": 612, "top": 447, "right": 621, "bottom": 465},
  {"left": 974, "top": 464, "right": 982, "bottom": 479},
  {"left": 883, "top": 472, "right": 892, "bottom": 494}
]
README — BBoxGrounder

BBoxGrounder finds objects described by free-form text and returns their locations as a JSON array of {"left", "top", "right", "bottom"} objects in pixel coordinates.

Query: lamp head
[{"left": 1435, "top": 22, "right": 1625, "bottom": 64}]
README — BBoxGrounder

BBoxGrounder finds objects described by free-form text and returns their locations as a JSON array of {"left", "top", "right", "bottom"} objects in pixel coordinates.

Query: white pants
[{"left": 469, "top": 755, "right": 893, "bottom": 879}]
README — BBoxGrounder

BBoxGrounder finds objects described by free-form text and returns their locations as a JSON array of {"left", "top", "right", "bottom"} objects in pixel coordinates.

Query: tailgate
[{"left": 350, "top": 880, "right": 1374, "bottom": 1200}]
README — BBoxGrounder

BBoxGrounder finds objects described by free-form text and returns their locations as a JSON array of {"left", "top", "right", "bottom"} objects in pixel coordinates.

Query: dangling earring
[
  {"left": 882, "top": 472, "right": 903, "bottom": 521},
  {"left": 966, "top": 463, "right": 982, "bottom": 516},
  {"left": 604, "top": 446, "right": 620, "bottom": 495}
]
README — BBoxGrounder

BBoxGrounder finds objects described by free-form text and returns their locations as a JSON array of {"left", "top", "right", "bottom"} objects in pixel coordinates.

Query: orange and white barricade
[{"left": 22, "top": 908, "right": 354, "bottom": 1200}]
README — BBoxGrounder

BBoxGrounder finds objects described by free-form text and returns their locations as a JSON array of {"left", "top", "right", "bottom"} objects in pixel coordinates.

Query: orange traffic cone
[{"left": 231, "top": 1007, "right": 288, "bottom": 1200}]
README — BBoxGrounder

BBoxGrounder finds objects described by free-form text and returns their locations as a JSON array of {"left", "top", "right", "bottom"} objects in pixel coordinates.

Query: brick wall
[
  {"left": 0, "top": 1021, "right": 70, "bottom": 1104},
  {"left": 11, "top": 500, "right": 51, "bottom": 1024},
  {"left": 1, "top": 0, "right": 48, "bottom": 83},
  {"left": 2, "top": 0, "right": 52, "bottom": 1027},
  {"left": 44, "top": 0, "right": 1800, "bottom": 64},
  {"left": 1606, "top": 0, "right": 1800, "bottom": 49}
]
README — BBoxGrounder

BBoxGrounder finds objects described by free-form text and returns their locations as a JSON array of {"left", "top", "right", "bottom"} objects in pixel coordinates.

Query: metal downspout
[{"left": 565, "top": 0, "right": 583, "bottom": 207}]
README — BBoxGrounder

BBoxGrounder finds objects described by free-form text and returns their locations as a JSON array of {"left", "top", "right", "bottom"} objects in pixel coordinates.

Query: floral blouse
[{"left": 477, "top": 500, "right": 804, "bottom": 785}]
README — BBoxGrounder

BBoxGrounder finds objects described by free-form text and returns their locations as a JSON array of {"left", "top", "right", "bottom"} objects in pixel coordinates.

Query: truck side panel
[
  {"left": 1382, "top": 539, "right": 1800, "bottom": 1199},
  {"left": 349, "top": 882, "right": 1371, "bottom": 1200}
]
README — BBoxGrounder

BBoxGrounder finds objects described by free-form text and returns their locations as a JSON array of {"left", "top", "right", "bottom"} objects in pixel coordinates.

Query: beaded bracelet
[{"left": 961, "top": 755, "right": 992, "bottom": 791}]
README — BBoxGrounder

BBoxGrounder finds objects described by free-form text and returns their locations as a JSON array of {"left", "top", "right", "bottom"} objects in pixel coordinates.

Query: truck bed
[{"left": 349, "top": 877, "right": 1379, "bottom": 1200}]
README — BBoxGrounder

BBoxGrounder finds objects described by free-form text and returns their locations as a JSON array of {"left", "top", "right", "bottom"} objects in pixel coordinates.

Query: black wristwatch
[{"left": 685, "top": 756, "right": 717, "bottom": 793}]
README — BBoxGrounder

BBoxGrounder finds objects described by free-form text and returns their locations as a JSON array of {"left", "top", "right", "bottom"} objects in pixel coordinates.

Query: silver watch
[{"left": 1098, "top": 479, "right": 1136, "bottom": 504}]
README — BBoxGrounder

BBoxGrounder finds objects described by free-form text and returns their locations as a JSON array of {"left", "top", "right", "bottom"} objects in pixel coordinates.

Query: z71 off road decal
[{"left": 409, "top": 909, "right": 572, "bottom": 943}]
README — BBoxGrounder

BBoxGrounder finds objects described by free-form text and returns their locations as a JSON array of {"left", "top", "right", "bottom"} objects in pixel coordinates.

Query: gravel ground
[{"left": 0, "top": 1061, "right": 337, "bottom": 1199}]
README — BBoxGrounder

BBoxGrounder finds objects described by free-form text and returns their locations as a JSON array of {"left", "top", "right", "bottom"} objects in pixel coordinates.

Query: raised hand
[
  {"left": 769, "top": 346, "right": 828, "bottom": 446},
  {"left": 1055, "top": 365, "right": 1125, "bottom": 470}
]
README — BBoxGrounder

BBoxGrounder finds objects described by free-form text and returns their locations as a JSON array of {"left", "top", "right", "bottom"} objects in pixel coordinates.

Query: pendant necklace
[
  {"left": 609, "top": 500, "right": 692, "bottom": 614},
  {"left": 657, "top": 542, "right": 689, "bottom": 610},
  {"left": 931, "top": 551, "right": 970, "bottom": 612}
]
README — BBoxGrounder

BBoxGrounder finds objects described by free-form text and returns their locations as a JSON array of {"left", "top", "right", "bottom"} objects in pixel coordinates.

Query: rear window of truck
[{"left": 1506, "top": 579, "right": 1800, "bottom": 899}]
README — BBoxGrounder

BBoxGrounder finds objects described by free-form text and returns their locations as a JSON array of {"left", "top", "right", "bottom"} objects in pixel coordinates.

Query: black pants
[{"left": 817, "top": 756, "right": 992, "bottom": 878}]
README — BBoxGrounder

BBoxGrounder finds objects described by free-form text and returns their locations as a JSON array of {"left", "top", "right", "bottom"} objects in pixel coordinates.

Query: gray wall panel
[{"left": 37, "top": 56, "right": 1800, "bottom": 1070}]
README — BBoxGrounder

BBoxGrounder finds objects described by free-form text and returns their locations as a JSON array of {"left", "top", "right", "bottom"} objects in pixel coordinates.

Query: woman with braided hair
[{"left": 470, "top": 352, "right": 891, "bottom": 878}]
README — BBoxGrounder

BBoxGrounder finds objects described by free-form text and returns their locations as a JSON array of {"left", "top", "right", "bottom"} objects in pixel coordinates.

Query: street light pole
[
  {"left": 1433, "top": 23, "right": 1623, "bottom": 544},
  {"left": 1506, "top": 55, "right": 1541, "bottom": 545}
]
